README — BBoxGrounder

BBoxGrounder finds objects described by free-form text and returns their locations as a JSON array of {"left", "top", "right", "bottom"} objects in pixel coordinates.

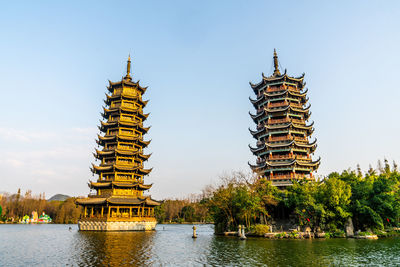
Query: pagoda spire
[
  {"left": 273, "top": 49, "right": 281, "bottom": 76},
  {"left": 124, "top": 54, "right": 132, "bottom": 81}
]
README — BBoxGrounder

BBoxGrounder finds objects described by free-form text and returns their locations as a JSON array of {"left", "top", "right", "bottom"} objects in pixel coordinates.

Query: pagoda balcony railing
[
  {"left": 257, "top": 123, "right": 265, "bottom": 130},
  {"left": 288, "top": 87, "right": 301, "bottom": 93},
  {"left": 267, "top": 101, "right": 288, "bottom": 108},
  {"left": 109, "top": 117, "right": 140, "bottom": 124},
  {"left": 294, "top": 155, "right": 311, "bottom": 160},
  {"left": 257, "top": 107, "right": 264, "bottom": 113},
  {"left": 290, "top": 103, "right": 303, "bottom": 109},
  {"left": 268, "top": 154, "right": 293, "bottom": 160},
  {"left": 293, "top": 136, "right": 307, "bottom": 142},
  {"left": 267, "top": 86, "right": 286, "bottom": 93},
  {"left": 291, "top": 119, "right": 304, "bottom": 124},
  {"left": 111, "top": 103, "right": 121, "bottom": 108},
  {"left": 256, "top": 140, "right": 264, "bottom": 147},
  {"left": 269, "top": 135, "right": 292, "bottom": 142},
  {"left": 269, "top": 173, "right": 310, "bottom": 180},
  {"left": 268, "top": 118, "right": 290, "bottom": 124}
]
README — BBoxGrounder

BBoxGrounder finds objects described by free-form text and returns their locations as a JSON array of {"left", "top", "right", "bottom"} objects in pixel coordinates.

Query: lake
[{"left": 0, "top": 224, "right": 399, "bottom": 266}]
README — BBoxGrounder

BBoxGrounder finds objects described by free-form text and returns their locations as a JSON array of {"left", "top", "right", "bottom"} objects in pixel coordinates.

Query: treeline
[
  {"left": 207, "top": 160, "right": 400, "bottom": 234},
  {"left": 0, "top": 189, "right": 82, "bottom": 224},
  {"left": 155, "top": 193, "right": 212, "bottom": 223}
]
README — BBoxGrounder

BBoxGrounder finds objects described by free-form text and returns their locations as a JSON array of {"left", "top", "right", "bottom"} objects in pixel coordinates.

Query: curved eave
[
  {"left": 262, "top": 71, "right": 304, "bottom": 83},
  {"left": 96, "top": 135, "right": 151, "bottom": 148},
  {"left": 249, "top": 144, "right": 265, "bottom": 154},
  {"left": 107, "top": 79, "right": 148, "bottom": 94},
  {"left": 99, "top": 120, "right": 150, "bottom": 134},
  {"left": 288, "top": 89, "right": 308, "bottom": 98},
  {"left": 248, "top": 161, "right": 265, "bottom": 171},
  {"left": 76, "top": 198, "right": 107, "bottom": 205},
  {"left": 91, "top": 164, "right": 150, "bottom": 174},
  {"left": 249, "top": 96, "right": 264, "bottom": 108},
  {"left": 249, "top": 127, "right": 265, "bottom": 136},
  {"left": 266, "top": 140, "right": 294, "bottom": 148},
  {"left": 112, "top": 182, "right": 153, "bottom": 190},
  {"left": 105, "top": 93, "right": 149, "bottom": 107},
  {"left": 145, "top": 198, "right": 161, "bottom": 206},
  {"left": 89, "top": 182, "right": 111, "bottom": 189},
  {"left": 103, "top": 107, "right": 149, "bottom": 120},
  {"left": 249, "top": 110, "right": 265, "bottom": 122},
  {"left": 296, "top": 157, "right": 321, "bottom": 168},
  {"left": 290, "top": 104, "right": 311, "bottom": 113}
]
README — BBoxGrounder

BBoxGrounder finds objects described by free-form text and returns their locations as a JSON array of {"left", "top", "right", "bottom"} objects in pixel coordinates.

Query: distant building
[
  {"left": 249, "top": 50, "right": 320, "bottom": 187},
  {"left": 76, "top": 56, "right": 160, "bottom": 231}
]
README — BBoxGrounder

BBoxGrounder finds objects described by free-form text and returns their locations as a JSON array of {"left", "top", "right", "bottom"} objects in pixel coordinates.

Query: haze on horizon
[{"left": 1, "top": 1, "right": 400, "bottom": 199}]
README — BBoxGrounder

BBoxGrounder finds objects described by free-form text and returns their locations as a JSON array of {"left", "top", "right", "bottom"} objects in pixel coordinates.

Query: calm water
[{"left": 0, "top": 224, "right": 399, "bottom": 266}]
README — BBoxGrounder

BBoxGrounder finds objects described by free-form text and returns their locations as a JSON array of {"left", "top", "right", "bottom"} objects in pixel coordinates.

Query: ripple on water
[{"left": 0, "top": 224, "right": 399, "bottom": 266}]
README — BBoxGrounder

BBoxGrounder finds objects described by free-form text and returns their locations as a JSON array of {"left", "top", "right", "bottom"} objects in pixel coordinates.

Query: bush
[
  {"left": 330, "top": 229, "right": 346, "bottom": 238},
  {"left": 358, "top": 231, "right": 373, "bottom": 236},
  {"left": 274, "top": 232, "right": 286, "bottom": 238},
  {"left": 249, "top": 224, "right": 270, "bottom": 236}
]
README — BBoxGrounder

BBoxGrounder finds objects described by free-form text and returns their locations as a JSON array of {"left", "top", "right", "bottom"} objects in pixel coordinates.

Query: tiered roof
[
  {"left": 77, "top": 56, "right": 159, "bottom": 207},
  {"left": 248, "top": 49, "right": 320, "bottom": 186}
]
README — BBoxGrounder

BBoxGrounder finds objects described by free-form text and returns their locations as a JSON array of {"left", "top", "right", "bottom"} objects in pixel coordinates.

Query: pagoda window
[
  {"left": 113, "top": 88, "right": 122, "bottom": 96},
  {"left": 120, "top": 129, "right": 133, "bottom": 135},
  {"left": 111, "top": 101, "right": 121, "bottom": 108},
  {"left": 132, "top": 208, "right": 139, "bottom": 216},
  {"left": 123, "top": 101, "right": 135, "bottom": 109},
  {"left": 108, "top": 129, "right": 118, "bottom": 136},
  {"left": 124, "top": 87, "right": 137, "bottom": 96}
]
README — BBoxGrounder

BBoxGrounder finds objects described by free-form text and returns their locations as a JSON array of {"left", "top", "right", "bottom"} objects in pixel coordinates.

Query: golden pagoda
[
  {"left": 76, "top": 56, "right": 160, "bottom": 231},
  {"left": 249, "top": 50, "right": 320, "bottom": 187}
]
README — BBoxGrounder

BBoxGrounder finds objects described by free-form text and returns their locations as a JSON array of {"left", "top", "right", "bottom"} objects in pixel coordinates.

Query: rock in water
[{"left": 345, "top": 218, "right": 354, "bottom": 237}]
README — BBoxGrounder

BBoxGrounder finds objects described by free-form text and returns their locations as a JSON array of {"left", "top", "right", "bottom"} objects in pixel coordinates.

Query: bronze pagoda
[{"left": 249, "top": 50, "right": 320, "bottom": 187}]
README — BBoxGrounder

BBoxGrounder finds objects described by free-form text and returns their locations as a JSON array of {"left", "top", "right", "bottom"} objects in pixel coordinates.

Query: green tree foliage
[{"left": 0, "top": 190, "right": 82, "bottom": 223}]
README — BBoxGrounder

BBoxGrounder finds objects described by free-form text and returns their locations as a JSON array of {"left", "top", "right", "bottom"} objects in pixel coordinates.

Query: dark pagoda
[
  {"left": 248, "top": 50, "right": 320, "bottom": 187},
  {"left": 76, "top": 56, "right": 160, "bottom": 231}
]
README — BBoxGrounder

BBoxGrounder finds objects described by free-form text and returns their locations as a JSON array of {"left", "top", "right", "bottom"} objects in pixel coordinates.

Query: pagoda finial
[
  {"left": 124, "top": 54, "right": 132, "bottom": 81},
  {"left": 273, "top": 48, "right": 281, "bottom": 76}
]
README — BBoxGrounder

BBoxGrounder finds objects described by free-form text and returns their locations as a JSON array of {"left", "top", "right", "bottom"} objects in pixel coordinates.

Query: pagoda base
[{"left": 78, "top": 220, "right": 157, "bottom": 231}]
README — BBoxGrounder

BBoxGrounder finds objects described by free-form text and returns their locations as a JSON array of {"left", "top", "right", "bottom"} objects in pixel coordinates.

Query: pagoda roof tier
[
  {"left": 102, "top": 107, "right": 149, "bottom": 120},
  {"left": 107, "top": 79, "right": 148, "bottom": 94},
  {"left": 96, "top": 134, "right": 151, "bottom": 147},
  {"left": 76, "top": 196, "right": 160, "bottom": 206},
  {"left": 249, "top": 127, "right": 266, "bottom": 137},
  {"left": 265, "top": 139, "right": 317, "bottom": 149},
  {"left": 249, "top": 110, "right": 265, "bottom": 122},
  {"left": 249, "top": 96, "right": 265, "bottom": 109},
  {"left": 250, "top": 71, "right": 305, "bottom": 93},
  {"left": 265, "top": 121, "right": 314, "bottom": 131},
  {"left": 249, "top": 157, "right": 320, "bottom": 171},
  {"left": 105, "top": 93, "right": 149, "bottom": 107},
  {"left": 99, "top": 120, "right": 150, "bottom": 134},
  {"left": 251, "top": 127, "right": 314, "bottom": 138},
  {"left": 264, "top": 88, "right": 308, "bottom": 98},
  {"left": 94, "top": 148, "right": 151, "bottom": 161},
  {"left": 91, "top": 163, "right": 152, "bottom": 175},
  {"left": 265, "top": 104, "right": 311, "bottom": 114},
  {"left": 89, "top": 181, "right": 153, "bottom": 190},
  {"left": 249, "top": 144, "right": 266, "bottom": 154}
]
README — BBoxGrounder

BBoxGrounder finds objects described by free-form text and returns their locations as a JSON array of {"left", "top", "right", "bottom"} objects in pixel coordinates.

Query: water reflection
[
  {"left": 72, "top": 230, "right": 155, "bottom": 266},
  {"left": 0, "top": 224, "right": 399, "bottom": 266}
]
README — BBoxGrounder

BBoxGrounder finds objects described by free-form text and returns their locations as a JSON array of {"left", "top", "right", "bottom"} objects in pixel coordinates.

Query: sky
[{"left": 1, "top": 1, "right": 400, "bottom": 199}]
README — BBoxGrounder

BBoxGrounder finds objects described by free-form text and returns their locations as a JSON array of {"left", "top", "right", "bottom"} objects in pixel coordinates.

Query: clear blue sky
[{"left": 1, "top": 1, "right": 400, "bottom": 199}]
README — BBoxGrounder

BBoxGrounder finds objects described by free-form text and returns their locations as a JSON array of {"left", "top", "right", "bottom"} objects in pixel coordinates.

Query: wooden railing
[
  {"left": 268, "top": 101, "right": 288, "bottom": 108},
  {"left": 269, "top": 118, "right": 290, "bottom": 124},
  {"left": 269, "top": 135, "right": 292, "bottom": 142}
]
